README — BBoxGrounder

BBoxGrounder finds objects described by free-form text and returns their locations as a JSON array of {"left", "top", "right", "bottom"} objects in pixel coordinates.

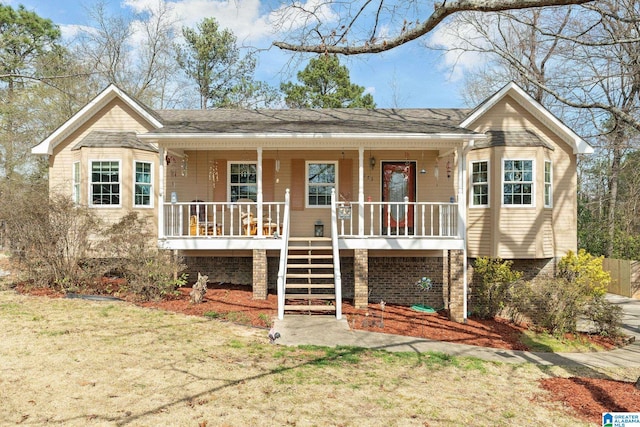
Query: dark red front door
[{"left": 382, "top": 162, "right": 416, "bottom": 234}]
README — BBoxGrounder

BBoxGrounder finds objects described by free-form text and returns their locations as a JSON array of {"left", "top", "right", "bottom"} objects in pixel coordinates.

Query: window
[
  {"left": 90, "top": 160, "right": 120, "bottom": 206},
  {"left": 72, "top": 162, "right": 80, "bottom": 204},
  {"left": 229, "top": 162, "right": 257, "bottom": 202},
  {"left": 471, "top": 160, "right": 489, "bottom": 207},
  {"left": 503, "top": 160, "right": 533, "bottom": 205},
  {"left": 134, "top": 161, "right": 152, "bottom": 207},
  {"left": 307, "top": 162, "right": 336, "bottom": 207},
  {"left": 544, "top": 161, "right": 552, "bottom": 207}
]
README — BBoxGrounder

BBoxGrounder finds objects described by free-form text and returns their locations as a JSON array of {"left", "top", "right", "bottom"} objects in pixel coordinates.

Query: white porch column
[
  {"left": 458, "top": 139, "right": 474, "bottom": 322},
  {"left": 358, "top": 147, "right": 365, "bottom": 236},
  {"left": 158, "top": 146, "right": 165, "bottom": 240},
  {"left": 257, "top": 147, "right": 263, "bottom": 236}
]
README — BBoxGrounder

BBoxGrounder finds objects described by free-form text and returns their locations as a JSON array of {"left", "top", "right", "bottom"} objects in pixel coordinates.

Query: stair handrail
[
  {"left": 276, "top": 189, "right": 291, "bottom": 320},
  {"left": 330, "top": 188, "right": 342, "bottom": 319}
]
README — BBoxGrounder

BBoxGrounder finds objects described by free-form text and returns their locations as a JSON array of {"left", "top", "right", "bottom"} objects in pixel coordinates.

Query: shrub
[
  {"left": 510, "top": 278, "right": 586, "bottom": 335},
  {"left": 472, "top": 257, "right": 522, "bottom": 319},
  {"left": 98, "top": 212, "right": 186, "bottom": 300},
  {"left": 509, "top": 250, "right": 621, "bottom": 336},
  {"left": 558, "top": 249, "right": 610, "bottom": 297},
  {"left": 585, "top": 294, "right": 622, "bottom": 337},
  {"left": 4, "top": 187, "right": 101, "bottom": 290}
]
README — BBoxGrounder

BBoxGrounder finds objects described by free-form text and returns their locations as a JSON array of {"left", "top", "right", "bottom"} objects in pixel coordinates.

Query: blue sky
[{"left": 12, "top": 0, "right": 469, "bottom": 108}]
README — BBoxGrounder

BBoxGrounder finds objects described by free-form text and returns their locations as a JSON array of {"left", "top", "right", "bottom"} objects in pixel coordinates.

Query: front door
[{"left": 382, "top": 161, "right": 416, "bottom": 234}]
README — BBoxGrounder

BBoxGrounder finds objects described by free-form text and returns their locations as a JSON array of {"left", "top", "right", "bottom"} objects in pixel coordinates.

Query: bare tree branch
[{"left": 273, "top": 0, "right": 594, "bottom": 54}]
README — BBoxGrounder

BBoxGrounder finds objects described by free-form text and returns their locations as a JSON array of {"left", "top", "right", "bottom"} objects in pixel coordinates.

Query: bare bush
[
  {"left": 510, "top": 278, "right": 587, "bottom": 335},
  {"left": 585, "top": 294, "right": 622, "bottom": 337},
  {"left": 99, "top": 212, "right": 186, "bottom": 300},
  {"left": 3, "top": 185, "right": 100, "bottom": 290}
]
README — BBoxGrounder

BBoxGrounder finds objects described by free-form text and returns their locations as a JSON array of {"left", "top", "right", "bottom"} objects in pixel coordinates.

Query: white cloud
[
  {"left": 426, "top": 17, "right": 491, "bottom": 82},
  {"left": 121, "top": 0, "right": 337, "bottom": 46},
  {"left": 59, "top": 23, "right": 95, "bottom": 40}
]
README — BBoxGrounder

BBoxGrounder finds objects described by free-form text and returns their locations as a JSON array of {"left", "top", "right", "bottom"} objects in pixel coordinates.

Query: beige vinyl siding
[
  {"left": 542, "top": 210, "right": 554, "bottom": 257},
  {"left": 49, "top": 98, "right": 157, "bottom": 197},
  {"left": 467, "top": 210, "right": 492, "bottom": 257},
  {"left": 467, "top": 94, "right": 578, "bottom": 258},
  {"left": 47, "top": 98, "right": 159, "bottom": 234}
]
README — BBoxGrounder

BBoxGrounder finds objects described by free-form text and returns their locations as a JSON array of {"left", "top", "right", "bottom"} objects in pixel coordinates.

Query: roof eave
[{"left": 32, "top": 84, "right": 164, "bottom": 156}]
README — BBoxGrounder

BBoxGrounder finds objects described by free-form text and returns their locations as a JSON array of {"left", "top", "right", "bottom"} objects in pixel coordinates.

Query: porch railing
[
  {"left": 163, "top": 201, "right": 285, "bottom": 237},
  {"left": 335, "top": 199, "right": 458, "bottom": 238}
]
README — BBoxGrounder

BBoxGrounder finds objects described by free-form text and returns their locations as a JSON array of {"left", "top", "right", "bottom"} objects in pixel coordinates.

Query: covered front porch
[{"left": 144, "top": 133, "right": 474, "bottom": 323}]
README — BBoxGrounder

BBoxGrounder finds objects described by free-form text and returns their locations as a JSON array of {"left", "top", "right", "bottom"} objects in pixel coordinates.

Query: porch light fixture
[
  {"left": 369, "top": 156, "right": 376, "bottom": 170},
  {"left": 314, "top": 220, "right": 324, "bottom": 237}
]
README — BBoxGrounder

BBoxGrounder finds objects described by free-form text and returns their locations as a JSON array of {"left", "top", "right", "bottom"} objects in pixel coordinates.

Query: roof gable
[
  {"left": 460, "top": 82, "right": 593, "bottom": 155},
  {"left": 32, "top": 84, "right": 163, "bottom": 155}
]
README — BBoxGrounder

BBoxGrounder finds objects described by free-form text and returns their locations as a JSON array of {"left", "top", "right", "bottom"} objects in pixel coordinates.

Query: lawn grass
[
  {"left": 0, "top": 290, "right": 634, "bottom": 426},
  {"left": 520, "top": 329, "right": 609, "bottom": 352}
]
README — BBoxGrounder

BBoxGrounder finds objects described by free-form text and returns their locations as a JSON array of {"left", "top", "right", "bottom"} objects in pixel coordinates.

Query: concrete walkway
[{"left": 273, "top": 294, "right": 640, "bottom": 368}]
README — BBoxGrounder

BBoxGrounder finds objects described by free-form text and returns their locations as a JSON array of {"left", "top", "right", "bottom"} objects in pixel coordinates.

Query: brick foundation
[
  {"left": 184, "top": 252, "right": 559, "bottom": 323},
  {"left": 184, "top": 256, "right": 252, "bottom": 284}
]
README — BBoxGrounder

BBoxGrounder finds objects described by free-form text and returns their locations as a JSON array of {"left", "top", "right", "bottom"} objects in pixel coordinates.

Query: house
[{"left": 32, "top": 82, "right": 592, "bottom": 323}]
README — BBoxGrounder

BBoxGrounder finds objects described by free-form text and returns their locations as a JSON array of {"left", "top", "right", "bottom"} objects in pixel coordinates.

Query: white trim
[
  {"left": 544, "top": 160, "right": 553, "bottom": 208},
  {"left": 305, "top": 161, "right": 338, "bottom": 208},
  {"left": 32, "top": 84, "right": 163, "bottom": 155},
  {"left": 460, "top": 82, "right": 593, "bottom": 155},
  {"left": 501, "top": 158, "right": 535, "bottom": 208},
  {"left": 133, "top": 160, "right": 154, "bottom": 208},
  {"left": 228, "top": 161, "right": 258, "bottom": 203},
  {"left": 72, "top": 161, "right": 81, "bottom": 205},
  {"left": 470, "top": 159, "right": 490, "bottom": 208},
  {"left": 89, "top": 159, "right": 122, "bottom": 208}
]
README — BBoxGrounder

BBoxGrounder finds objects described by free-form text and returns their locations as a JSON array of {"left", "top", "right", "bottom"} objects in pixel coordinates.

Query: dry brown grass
[{"left": 1, "top": 290, "right": 636, "bottom": 426}]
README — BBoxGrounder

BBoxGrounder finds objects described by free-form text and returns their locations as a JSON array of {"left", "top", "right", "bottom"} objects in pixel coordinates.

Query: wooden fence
[{"left": 602, "top": 258, "right": 640, "bottom": 299}]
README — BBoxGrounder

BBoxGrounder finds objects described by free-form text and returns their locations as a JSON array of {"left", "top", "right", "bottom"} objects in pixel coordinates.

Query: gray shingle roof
[
  {"left": 153, "top": 108, "right": 476, "bottom": 135},
  {"left": 474, "top": 130, "right": 554, "bottom": 150},
  {"left": 72, "top": 131, "right": 158, "bottom": 152}
]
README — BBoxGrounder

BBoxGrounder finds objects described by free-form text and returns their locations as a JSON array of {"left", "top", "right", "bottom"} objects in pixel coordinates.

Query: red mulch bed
[{"left": 12, "top": 281, "right": 639, "bottom": 424}]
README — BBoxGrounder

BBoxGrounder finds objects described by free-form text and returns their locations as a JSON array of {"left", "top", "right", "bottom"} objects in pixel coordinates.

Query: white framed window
[
  {"left": 306, "top": 161, "right": 337, "bottom": 207},
  {"left": 544, "top": 160, "right": 552, "bottom": 208},
  {"left": 134, "top": 161, "right": 153, "bottom": 207},
  {"left": 471, "top": 160, "right": 489, "bottom": 207},
  {"left": 90, "top": 160, "right": 121, "bottom": 206},
  {"left": 503, "top": 159, "right": 534, "bottom": 206},
  {"left": 72, "top": 161, "right": 81, "bottom": 205},
  {"left": 229, "top": 162, "right": 257, "bottom": 202}
]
